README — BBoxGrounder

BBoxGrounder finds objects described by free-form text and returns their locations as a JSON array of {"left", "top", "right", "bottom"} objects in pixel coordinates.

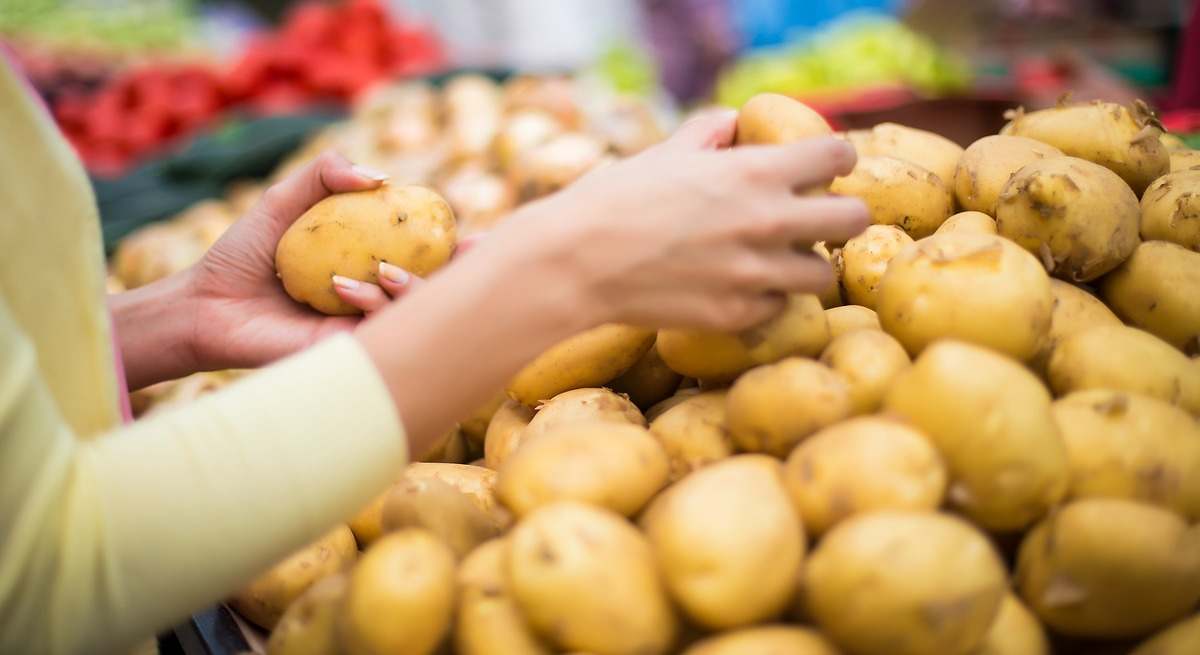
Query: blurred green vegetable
[
  {"left": 0, "top": 0, "right": 193, "bottom": 52},
  {"left": 595, "top": 42, "right": 658, "bottom": 97}
]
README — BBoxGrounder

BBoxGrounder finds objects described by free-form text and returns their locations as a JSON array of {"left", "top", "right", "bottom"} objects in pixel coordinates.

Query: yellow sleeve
[{"left": 0, "top": 298, "right": 407, "bottom": 655}]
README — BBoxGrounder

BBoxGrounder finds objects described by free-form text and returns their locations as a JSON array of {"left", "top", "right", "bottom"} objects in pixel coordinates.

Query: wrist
[{"left": 109, "top": 268, "right": 204, "bottom": 390}]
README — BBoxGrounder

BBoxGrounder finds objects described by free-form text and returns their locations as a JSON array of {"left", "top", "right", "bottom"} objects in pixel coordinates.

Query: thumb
[{"left": 667, "top": 108, "right": 739, "bottom": 151}]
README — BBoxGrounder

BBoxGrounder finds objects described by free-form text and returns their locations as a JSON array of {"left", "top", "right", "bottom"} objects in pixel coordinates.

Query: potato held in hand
[
  {"left": 275, "top": 185, "right": 456, "bottom": 315},
  {"left": 735, "top": 93, "right": 832, "bottom": 145}
]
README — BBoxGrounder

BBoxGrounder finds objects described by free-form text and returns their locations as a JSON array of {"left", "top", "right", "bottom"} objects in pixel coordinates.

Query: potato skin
[
  {"left": 1169, "top": 149, "right": 1200, "bottom": 172},
  {"left": 735, "top": 93, "right": 832, "bottom": 145},
  {"left": 348, "top": 492, "right": 390, "bottom": 548},
  {"left": 783, "top": 417, "right": 945, "bottom": 536},
  {"left": 520, "top": 387, "right": 644, "bottom": 442},
  {"left": 877, "top": 233, "right": 1053, "bottom": 361},
  {"left": 839, "top": 224, "right": 914, "bottom": 309},
  {"left": 460, "top": 393, "right": 505, "bottom": 449},
  {"left": 1031, "top": 279, "right": 1121, "bottom": 372},
  {"left": 824, "top": 305, "right": 879, "bottom": 338},
  {"left": 1102, "top": 241, "right": 1200, "bottom": 353},
  {"left": 953, "top": 135, "right": 1063, "bottom": 214},
  {"left": 936, "top": 211, "right": 997, "bottom": 236},
  {"left": 813, "top": 242, "right": 843, "bottom": 308},
  {"left": 647, "top": 391, "right": 733, "bottom": 482},
  {"left": 830, "top": 155, "right": 953, "bottom": 238},
  {"left": 381, "top": 465, "right": 510, "bottom": 558},
  {"left": 883, "top": 340, "right": 1068, "bottom": 531},
  {"left": 852, "top": 122, "right": 964, "bottom": 188},
  {"left": 971, "top": 595, "right": 1050, "bottom": 655},
  {"left": 1139, "top": 170, "right": 1200, "bottom": 250},
  {"left": 275, "top": 185, "right": 456, "bottom": 315},
  {"left": 641, "top": 456, "right": 805, "bottom": 630},
  {"left": 507, "top": 324, "right": 654, "bottom": 406},
  {"left": 609, "top": 342, "right": 684, "bottom": 410},
  {"left": 726, "top": 358, "right": 852, "bottom": 457},
  {"left": 455, "top": 539, "right": 551, "bottom": 655},
  {"left": 483, "top": 400, "right": 534, "bottom": 470},
  {"left": 996, "top": 156, "right": 1140, "bottom": 282},
  {"left": 681, "top": 626, "right": 839, "bottom": 655},
  {"left": 1015, "top": 499, "right": 1200, "bottom": 638},
  {"left": 507, "top": 502, "right": 676, "bottom": 655},
  {"left": 265, "top": 573, "right": 349, "bottom": 655},
  {"left": 1132, "top": 613, "right": 1200, "bottom": 655},
  {"left": 803, "top": 511, "right": 1007, "bottom": 655},
  {"left": 819, "top": 328, "right": 910, "bottom": 415}
]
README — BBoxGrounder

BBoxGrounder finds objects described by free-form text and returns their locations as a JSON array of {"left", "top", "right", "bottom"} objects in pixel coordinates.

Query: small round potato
[
  {"left": 483, "top": 400, "right": 534, "bottom": 470},
  {"left": 783, "top": 417, "right": 945, "bottom": 536},
  {"left": 935, "top": 211, "right": 997, "bottom": 236},
  {"left": 819, "top": 328, "right": 910, "bottom": 415},
  {"left": 1031, "top": 279, "right": 1121, "bottom": 372},
  {"left": 824, "top": 305, "right": 879, "bottom": 338},
  {"left": 641, "top": 456, "right": 805, "bottom": 630},
  {"left": 726, "top": 358, "right": 852, "bottom": 457},
  {"left": 520, "top": 387, "right": 644, "bottom": 442},
  {"left": 265, "top": 573, "right": 349, "bottom": 655},
  {"left": 455, "top": 539, "right": 551, "bottom": 655},
  {"left": 682, "top": 626, "right": 839, "bottom": 655},
  {"left": 492, "top": 110, "right": 562, "bottom": 173},
  {"left": 1016, "top": 498, "right": 1200, "bottom": 638},
  {"left": 508, "top": 502, "right": 677, "bottom": 655},
  {"left": 953, "top": 134, "right": 1063, "bottom": 214},
  {"left": 1102, "top": 240, "right": 1200, "bottom": 353},
  {"left": 1132, "top": 613, "right": 1200, "bottom": 655},
  {"left": 803, "top": 511, "right": 1007, "bottom": 655},
  {"left": 648, "top": 391, "right": 733, "bottom": 482},
  {"left": 507, "top": 324, "right": 655, "bottom": 406},
  {"left": 839, "top": 224, "right": 914, "bottom": 309},
  {"left": 735, "top": 93, "right": 832, "bottom": 145},
  {"left": 851, "top": 122, "right": 964, "bottom": 188},
  {"left": 971, "top": 595, "right": 1050, "bottom": 655},
  {"left": 1140, "top": 170, "right": 1200, "bottom": 250},
  {"left": 609, "top": 342, "right": 684, "bottom": 410},
  {"left": 830, "top": 155, "right": 953, "bottom": 238},
  {"left": 381, "top": 465, "right": 510, "bottom": 558}
]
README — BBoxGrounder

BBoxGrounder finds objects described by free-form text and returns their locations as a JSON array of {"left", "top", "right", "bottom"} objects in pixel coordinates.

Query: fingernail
[
  {"left": 352, "top": 164, "right": 390, "bottom": 182},
  {"left": 332, "top": 275, "right": 359, "bottom": 290},
  {"left": 379, "top": 261, "right": 410, "bottom": 285}
]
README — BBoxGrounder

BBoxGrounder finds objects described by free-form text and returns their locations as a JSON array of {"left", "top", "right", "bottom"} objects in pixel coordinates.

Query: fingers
[
  {"left": 721, "top": 249, "right": 835, "bottom": 296},
  {"left": 255, "top": 150, "right": 390, "bottom": 230},
  {"left": 377, "top": 262, "right": 422, "bottom": 297},
  {"left": 333, "top": 276, "right": 392, "bottom": 314},
  {"left": 743, "top": 195, "right": 871, "bottom": 246},
  {"left": 667, "top": 108, "right": 739, "bottom": 150},
  {"left": 729, "top": 137, "right": 857, "bottom": 190},
  {"left": 454, "top": 232, "right": 487, "bottom": 257}
]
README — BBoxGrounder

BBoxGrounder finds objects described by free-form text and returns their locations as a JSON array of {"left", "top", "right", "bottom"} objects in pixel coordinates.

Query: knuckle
[
  {"left": 728, "top": 255, "right": 773, "bottom": 288},
  {"left": 259, "top": 182, "right": 288, "bottom": 208}
]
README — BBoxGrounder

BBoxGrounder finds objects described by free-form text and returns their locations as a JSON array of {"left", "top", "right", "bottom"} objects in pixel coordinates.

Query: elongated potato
[
  {"left": 483, "top": 400, "right": 534, "bottom": 470},
  {"left": 682, "top": 626, "right": 839, "bottom": 655},
  {"left": 851, "top": 122, "right": 964, "bottom": 188},
  {"left": 648, "top": 391, "right": 732, "bottom": 482},
  {"left": 824, "top": 305, "right": 879, "bottom": 338},
  {"left": 936, "top": 211, "right": 997, "bottom": 236},
  {"left": 804, "top": 511, "right": 1007, "bottom": 655},
  {"left": 820, "top": 327, "right": 910, "bottom": 415},
  {"left": 784, "top": 417, "right": 944, "bottom": 536},
  {"left": 455, "top": 539, "right": 551, "bottom": 655},
  {"left": 839, "top": 224, "right": 914, "bottom": 309},
  {"left": 726, "top": 358, "right": 852, "bottom": 457},
  {"left": 813, "top": 242, "right": 843, "bottom": 308},
  {"left": 1140, "top": 170, "right": 1200, "bottom": 251},
  {"left": 1047, "top": 325, "right": 1200, "bottom": 416},
  {"left": 971, "top": 595, "right": 1050, "bottom": 655},
  {"left": 1031, "top": 279, "right": 1121, "bottom": 372},
  {"left": 996, "top": 156, "right": 1140, "bottom": 282},
  {"left": 830, "top": 155, "right": 953, "bottom": 238},
  {"left": 349, "top": 492, "right": 391, "bottom": 549},
  {"left": 884, "top": 340, "right": 1068, "bottom": 531},
  {"left": 460, "top": 393, "right": 505, "bottom": 449},
  {"left": 609, "top": 342, "right": 683, "bottom": 410},
  {"left": 954, "top": 135, "right": 1063, "bottom": 214},
  {"left": 1002, "top": 100, "right": 1168, "bottom": 194},
  {"left": 1170, "top": 149, "right": 1200, "bottom": 172},
  {"left": 507, "top": 324, "right": 654, "bottom": 406},
  {"left": 521, "top": 387, "right": 644, "bottom": 442},
  {"left": 642, "top": 456, "right": 804, "bottom": 630},
  {"left": 1102, "top": 241, "right": 1200, "bottom": 353},
  {"left": 877, "top": 233, "right": 1053, "bottom": 361},
  {"left": 508, "top": 502, "right": 676, "bottom": 655},
  {"left": 420, "top": 426, "right": 467, "bottom": 463},
  {"left": 266, "top": 573, "right": 348, "bottom": 655},
  {"left": 381, "top": 466, "right": 510, "bottom": 558},
  {"left": 1016, "top": 499, "right": 1200, "bottom": 638},
  {"left": 1052, "top": 390, "right": 1200, "bottom": 519},
  {"left": 735, "top": 93, "right": 832, "bottom": 145},
  {"left": 1132, "top": 613, "right": 1200, "bottom": 655},
  {"left": 231, "top": 525, "right": 357, "bottom": 630}
]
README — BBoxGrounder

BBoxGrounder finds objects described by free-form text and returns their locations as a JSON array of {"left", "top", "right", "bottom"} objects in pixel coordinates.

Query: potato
[
  {"left": 1161, "top": 133, "right": 1190, "bottom": 151},
  {"left": 483, "top": 400, "right": 534, "bottom": 469},
  {"left": 830, "top": 155, "right": 953, "bottom": 238},
  {"left": 492, "top": 110, "right": 562, "bottom": 172},
  {"left": 1102, "top": 241, "right": 1200, "bottom": 352},
  {"left": 521, "top": 387, "right": 645, "bottom": 442},
  {"left": 971, "top": 595, "right": 1050, "bottom": 655},
  {"left": 609, "top": 342, "right": 684, "bottom": 410},
  {"left": 839, "top": 224, "right": 914, "bottom": 309},
  {"left": 381, "top": 465, "right": 510, "bottom": 558},
  {"left": 1031, "top": 279, "right": 1121, "bottom": 371},
  {"left": 953, "top": 134, "right": 1063, "bottom": 214},
  {"left": 497, "top": 422, "right": 669, "bottom": 517},
  {"left": 438, "top": 167, "right": 514, "bottom": 230},
  {"left": 113, "top": 222, "right": 209, "bottom": 289},
  {"left": 682, "top": 626, "right": 839, "bottom": 655},
  {"left": 265, "top": 573, "right": 348, "bottom": 655},
  {"left": 275, "top": 185, "right": 456, "bottom": 315},
  {"left": 819, "top": 329, "right": 910, "bottom": 415},
  {"left": 812, "top": 242, "right": 843, "bottom": 308},
  {"left": 824, "top": 305, "right": 879, "bottom": 338},
  {"left": 726, "top": 358, "right": 852, "bottom": 457},
  {"left": 658, "top": 295, "right": 829, "bottom": 382},
  {"left": 1140, "top": 170, "right": 1200, "bottom": 251},
  {"left": 230, "top": 525, "right": 356, "bottom": 630},
  {"left": 803, "top": 511, "right": 1007, "bottom": 655},
  {"left": 1016, "top": 498, "right": 1200, "bottom": 638},
  {"left": 735, "top": 93, "right": 832, "bottom": 145},
  {"left": 850, "top": 122, "right": 964, "bottom": 188},
  {"left": 884, "top": 340, "right": 1068, "bottom": 531},
  {"left": 996, "top": 156, "right": 1140, "bottom": 282},
  {"left": 1132, "top": 613, "right": 1200, "bottom": 655},
  {"left": 508, "top": 502, "right": 676, "bottom": 655},
  {"left": 348, "top": 493, "right": 389, "bottom": 548},
  {"left": 338, "top": 529, "right": 456, "bottom": 655},
  {"left": 783, "top": 417, "right": 944, "bottom": 536},
  {"left": 641, "top": 455, "right": 805, "bottom": 629},
  {"left": 502, "top": 76, "right": 580, "bottom": 128},
  {"left": 1052, "top": 390, "right": 1200, "bottom": 519},
  {"left": 1047, "top": 325, "right": 1200, "bottom": 415},
  {"left": 877, "top": 233, "right": 1053, "bottom": 360},
  {"left": 507, "top": 324, "right": 654, "bottom": 406},
  {"left": 510, "top": 132, "right": 608, "bottom": 200},
  {"left": 648, "top": 391, "right": 732, "bottom": 482},
  {"left": 643, "top": 387, "right": 702, "bottom": 423},
  {"left": 460, "top": 393, "right": 506, "bottom": 449},
  {"left": 936, "top": 211, "right": 997, "bottom": 236},
  {"left": 455, "top": 539, "right": 551, "bottom": 655},
  {"left": 1169, "top": 149, "right": 1200, "bottom": 172},
  {"left": 420, "top": 426, "right": 467, "bottom": 463}
]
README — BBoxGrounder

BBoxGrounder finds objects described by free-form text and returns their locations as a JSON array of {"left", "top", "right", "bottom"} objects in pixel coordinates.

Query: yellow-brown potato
[
  {"left": 497, "top": 422, "right": 669, "bottom": 517},
  {"left": 1132, "top": 613, "right": 1200, "bottom": 655},
  {"left": 483, "top": 399, "right": 534, "bottom": 470},
  {"left": 510, "top": 132, "right": 608, "bottom": 200},
  {"left": 438, "top": 167, "right": 514, "bottom": 231},
  {"left": 830, "top": 155, "right": 953, "bottom": 239},
  {"left": 492, "top": 110, "right": 562, "bottom": 173},
  {"left": 1161, "top": 132, "right": 1190, "bottom": 151},
  {"left": 1031, "top": 279, "right": 1122, "bottom": 372},
  {"left": 265, "top": 573, "right": 348, "bottom": 655},
  {"left": 1169, "top": 149, "right": 1200, "bottom": 173},
  {"left": 643, "top": 387, "right": 703, "bottom": 423},
  {"left": 953, "top": 135, "right": 1064, "bottom": 214},
  {"left": 348, "top": 492, "right": 389, "bottom": 548},
  {"left": 735, "top": 93, "right": 832, "bottom": 146},
  {"left": 682, "top": 626, "right": 839, "bottom": 655},
  {"left": 783, "top": 417, "right": 945, "bottom": 536},
  {"left": 1102, "top": 241, "right": 1200, "bottom": 352},
  {"left": 521, "top": 387, "right": 645, "bottom": 442},
  {"left": 507, "top": 324, "right": 655, "bottom": 406},
  {"left": 609, "top": 342, "right": 684, "bottom": 410},
  {"left": 851, "top": 122, "right": 964, "bottom": 188},
  {"left": 884, "top": 340, "right": 1068, "bottom": 531},
  {"left": 1140, "top": 170, "right": 1200, "bottom": 251},
  {"left": 658, "top": 294, "right": 830, "bottom": 381},
  {"left": 996, "top": 156, "right": 1140, "bottom": 282},
  {"left": 502, "top": 75, "right": 581, "bottom": 128},
  {"left": 113, "top": 222, "right": 209, "bottom": 289},
  {"left": 275, "top": 185, "right": 456, "bottom": 315},
  {"left": 648, "top": 391, "right": 732, "bottom": 482},
  {"left": 460, "top": 393, "right": 506, "bottom": 449},
  {"left": 338, "top": 529, "right": 456, "bottom": 655},
  {"left": 1003, "top": 100, "right": 1169, "bottom": 193},
  {"left": 970, "top": 595, "right": 1050, "bottom": 655},
  {"left": 1052, "top": 390, "right": 1200, "bottom": 519},
  {"left": 230, "top": 525, "right": 357, "bottom": 630},
  {"left": 419, "top": 426, "right": 467, "bottom": 463},
  {"left": 824, "top": 305, "right": 879, "bottom": 338},
  {"left": 455, "top": 539, "right": 551, "bottom": 655},
  {"left": 726, "top": 358, "right": 852, "bottom": 457},
  {"left": 819, "top": 329, "right": 910, "bottom": 415},
  {"left": 381, "top": 465, "right": 510, "bottom": 558},
  {"left": 508, "top": 502, "right": 676, "bottom": 655},
  {"left": 1015, "top": 498, "right": 1200, "bottom": 638},
  {"left": 813, "top": 242, "right": 843, "bottom": 308},
  {"left": 839, "top": 224, "right": 914, "bottom": 309},
  {"left": 1047, "top": 325, "right": 1200, "bottom": 415},
  {"left": 936, "top": 211, "right": 997, "bottom": 236},
  {"left": 803, "top": 511, "right": 1007, "bottom": 655},
  {"left": 877, "top": 233, "right": 1053, "bottom": 360},
  {"left": 641, "top": 456, "right": 805, "bottom": 629}
]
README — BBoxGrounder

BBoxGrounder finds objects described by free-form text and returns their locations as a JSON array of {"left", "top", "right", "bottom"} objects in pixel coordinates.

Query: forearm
[{"left": 109, "top": 270, "right": 201, "bottom": 390}]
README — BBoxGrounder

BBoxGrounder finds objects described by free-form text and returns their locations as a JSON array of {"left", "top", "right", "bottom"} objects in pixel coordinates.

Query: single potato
[
  {"left": 819, "top": 328, "right": 910, "bottom": 415},
  {"left": 507, "top": 324, "right": 654, "bottom": 406},
  {"left": 1102, "top": 240, "right": 1200, "bottom": 353},
  {"left": 970, "top": 595, "right": 1050, "bottom": 655},
  {"left": 483, "top": 400, "right": 534, "bottom": 470},
  {"left": 839, "top": 224, "right": 914, "bottom": 309},
  {"left": 380, "top": 464, "right": 510, "bottom": 558},
  {"left": 265, "top": 573, "right": 349, "bottom": 655},
  {"left": 1140, "top": 170, "right": 1200, "bottom": 250},
  {"left": 1169, "top": 149, "right": 1200, "bottom": 172},
  {"left": 830, "top": 155, "right": 953, "bottom": 238},
  {"left": 609, "top": 342, "right": 684, "bottom": 410},
  {"left": 936, "top": 211, "right": 998, "bottom": 236},
  {"left": 849, "top": 122, "right": 964, "bottom": 188},
  {"left": 648, "top": 390, "right": 732, "bottom": 482},
  {"left": 1031, "top": 279, "right": 1121, "bottom": 372},
  {"left": 460, "top": 393, "right": 506, "bottom": 449},
  {"left": 455, "top": 539, "right": 551, "bottom": 655},
  {"left": 953, "top": 134, "right": 1063, "bottom": 214},
  {"left": 726, "top": 358, "right": 852, "bottom": 457},
  {"left": 520, "top": 387, "right": 644, "bottom": 442},
  {"left": 813, "top": 242, "right": 843, "bottom": 308},
  {"left": 1131, "top": 613, "right": 1200, "bottom": 655},
  {"left": 824, "top": 305, "right": 879, "bottom": 338},
  {"left": 510, "top": 132, "right": 608, "bottom": 200},
  {"left": 735, "top": 93, "right": 832, "bottom": 145},
  {"left": 682, "top": 626, "right": 839, "bottom": 655}
]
